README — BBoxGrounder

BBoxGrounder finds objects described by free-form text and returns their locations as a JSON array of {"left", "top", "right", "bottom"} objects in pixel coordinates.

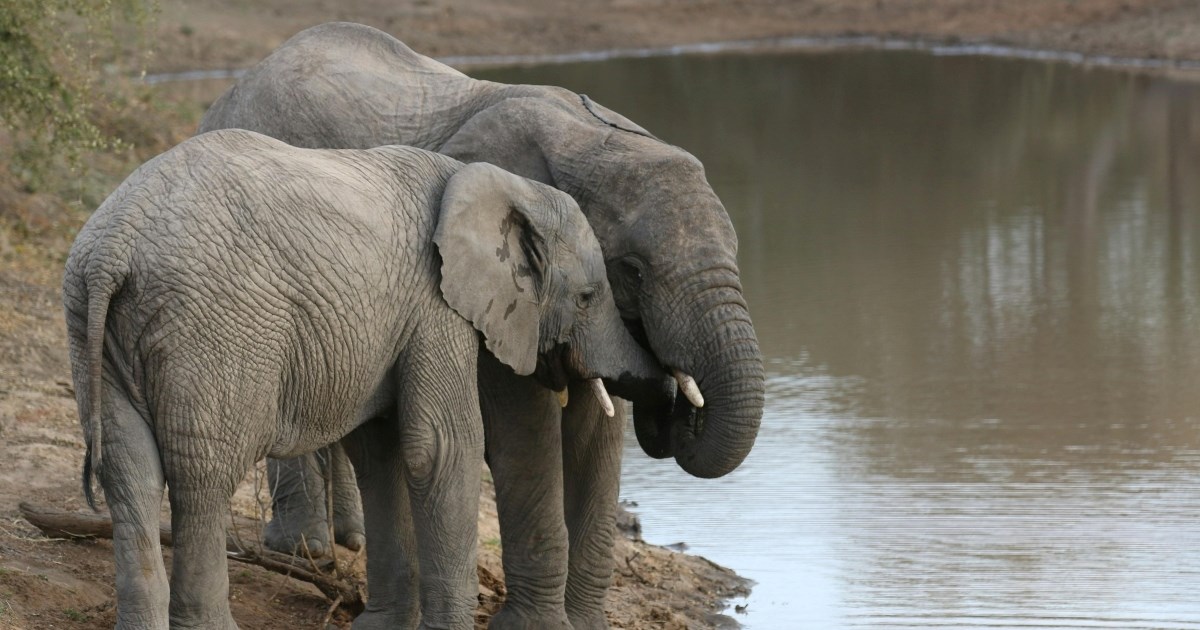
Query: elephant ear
[
  {"left": 434, "top": 162, "right": 553, "bottom": 376},
  {"left": 579, "top": 94, "right": 659, "bottom": 140}
]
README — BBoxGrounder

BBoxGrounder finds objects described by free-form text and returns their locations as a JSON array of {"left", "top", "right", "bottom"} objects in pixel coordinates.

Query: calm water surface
[{"left": 476, "top": 52, "right": 1200, "bottom": 629}]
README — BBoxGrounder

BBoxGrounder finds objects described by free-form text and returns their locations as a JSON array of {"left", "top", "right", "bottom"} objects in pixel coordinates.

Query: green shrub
[{"left": 0, "top": 0, "right": 154, "bottom": 188}]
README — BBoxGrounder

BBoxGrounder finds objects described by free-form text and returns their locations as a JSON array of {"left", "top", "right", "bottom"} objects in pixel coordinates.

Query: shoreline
[
  {"left": 143, "top": 34, "right": 1200, "bottom": 86},
  {"left": 143, "top": 1, "right": 1200, "bottom": 79},
  {"left": 611, "top": 502, "right": 752, "bottom": 629}
]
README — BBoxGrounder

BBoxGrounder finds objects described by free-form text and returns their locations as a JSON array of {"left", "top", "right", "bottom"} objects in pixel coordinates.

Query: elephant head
[
  {"left": 435, "top": 162, "right": 664, "bottom": 410},
  {"left": 441, "top": 96, "right": 765, "bottom": 479}
]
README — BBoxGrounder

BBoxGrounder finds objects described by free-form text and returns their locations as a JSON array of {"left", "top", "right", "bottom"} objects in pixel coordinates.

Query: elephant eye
[
  {"left": 620, "top": 259, "right": 644, "bottom": 284},
  {"left": 576, "top": 286, "right": 597, "bottom": 308}
]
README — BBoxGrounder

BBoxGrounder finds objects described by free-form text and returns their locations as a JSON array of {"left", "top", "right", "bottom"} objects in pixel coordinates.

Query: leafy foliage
[{"left": 0, "top": 0, "right": 153, "bottom": 187}]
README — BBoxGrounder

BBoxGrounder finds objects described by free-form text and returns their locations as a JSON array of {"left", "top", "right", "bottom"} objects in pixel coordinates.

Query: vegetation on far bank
[{"left": 0, "top": 1, "right": 204, "bottom": 282}]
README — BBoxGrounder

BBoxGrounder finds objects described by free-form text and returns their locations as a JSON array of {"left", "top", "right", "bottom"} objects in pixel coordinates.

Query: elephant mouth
[
  {"left": 535, "top": 342, "right": 610, "bottom": 388},
  {"left": 622, "top": 316, "right": 653, "bottom": 352},
  {"left": 534, "top": 343, "right": 573, "bottom": 392},
  {"left": 619, "top": 316, "right": 709, "bottom": 460},
  {"left": 632, "top": 381, "right": 696, "bottom": 459}
]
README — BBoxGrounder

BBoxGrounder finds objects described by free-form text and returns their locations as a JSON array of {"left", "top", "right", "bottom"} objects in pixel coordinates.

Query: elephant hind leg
[
  {"left": 264, "top": 452, "right": 332, "bottom": 557},
  {"left": 157, "top": 398, "right": 257, "bottom": 630},
  {"left": 98, "top": 380, "right": 169, "bottom": 630},
  {"left": 263, "top": 444, "right": 364, "bottom": 558},
  {"left": 329, "top": 443, "right": 366, "bottom": 551},
  {"left": 165, "top": 482, "right": 241, "bottom": 630}
]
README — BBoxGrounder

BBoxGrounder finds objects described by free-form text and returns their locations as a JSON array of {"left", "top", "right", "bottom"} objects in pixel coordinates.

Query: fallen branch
[{"left": 17, "top": 502, "right": 364, "bottom": 613}]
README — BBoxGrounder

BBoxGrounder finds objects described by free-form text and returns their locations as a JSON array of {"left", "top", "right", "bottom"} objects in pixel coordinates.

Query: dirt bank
[{"left": 147, "top": 0, "right": 1200, "bottom": 73}]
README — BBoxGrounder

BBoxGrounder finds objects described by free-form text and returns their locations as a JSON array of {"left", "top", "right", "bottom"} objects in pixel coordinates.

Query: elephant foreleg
[
  {"left": 395, "top": 321, "right": 484, "bottom": 630},
  {"left": 478, "top": 351, "right": 571, "bottom": 630},
  {"left": 561, "top": 383, "right": 627, "bottom": 630}
]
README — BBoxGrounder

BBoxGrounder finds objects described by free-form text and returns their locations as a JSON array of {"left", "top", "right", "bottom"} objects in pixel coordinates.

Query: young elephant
[{"left": 63, "top": 128, "right": 662, "bottom": 630}]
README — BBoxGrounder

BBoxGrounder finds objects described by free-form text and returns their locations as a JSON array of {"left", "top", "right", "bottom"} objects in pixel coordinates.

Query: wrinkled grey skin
[
  {"left": 63, "top": 129, "right": 662, "bottom": 630},
  {"left": 200, "top": 22, "right": 765, "bottom": 629}
]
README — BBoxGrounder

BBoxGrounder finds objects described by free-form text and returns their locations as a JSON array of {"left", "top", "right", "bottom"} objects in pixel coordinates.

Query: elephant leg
[
  {"left": 328, "top": 442, "right": 366, "bottom": 551},
  {"left": 264, "top": 452, "right": 332, "bottom": 557},
  {"left": 400, "top": 325, "right": 484, "bottom": 630},
  {"left": 166, "top": 484, "right": 241, "bottom": 630},
  {"left": 341, "top": 419, "right": 421, "bottom": 630},
  {"left": 160, "top": 405, "right": 246, "bottom": 629},
  {"left": 99, "top": 380, "right": 169, "bottom": 630},
  {"left": 562, "top": 385, "right": 627, "bottom": 630},
  {"left": 478, "top": 351, "right": 571, "bottom": 630}
]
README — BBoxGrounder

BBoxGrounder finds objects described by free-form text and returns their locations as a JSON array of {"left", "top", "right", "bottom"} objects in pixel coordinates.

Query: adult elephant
[{"left": 200, "top": 22, "right": 764, "bottom": 629}]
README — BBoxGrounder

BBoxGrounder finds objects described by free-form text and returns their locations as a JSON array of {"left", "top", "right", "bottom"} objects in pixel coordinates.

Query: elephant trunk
[
  {"left": 636, "top": 268, "right": 764, "bottom": 478},
  {"left": 579, "top": 293, "right": 670, "bottom": 410},
  {"left": 671, "top": 316, "right": 763, "bottom": 478}
]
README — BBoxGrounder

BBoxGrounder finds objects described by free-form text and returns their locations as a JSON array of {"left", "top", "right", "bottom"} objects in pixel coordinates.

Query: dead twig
[
  {"left": 323, "top": 447, "right": 341, "bottom": 581},
  {"left": 321, "top": 594, "right": 343, "bottom": 627},
  {"left": 622, "top": 551, "right": 654, "bottom": 586}
]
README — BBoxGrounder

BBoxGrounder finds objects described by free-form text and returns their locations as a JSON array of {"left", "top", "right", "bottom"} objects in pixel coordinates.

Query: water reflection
[{"left": 476, "top": 53, "right": 1200, "bottom": 628}]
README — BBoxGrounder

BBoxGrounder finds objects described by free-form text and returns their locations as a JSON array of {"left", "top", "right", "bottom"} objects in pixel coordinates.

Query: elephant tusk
[
  {"left": 673, "top": 370, "right": 705, "bottom": 408},
  {"left": 589, "top": 378, "right": 615, "bottom": 417},
  {"left": 557, "top": 388, "right": 569, "bottom": 408}
]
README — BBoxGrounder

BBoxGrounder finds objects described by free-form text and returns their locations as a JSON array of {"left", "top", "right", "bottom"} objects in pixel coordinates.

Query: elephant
[
  {"left": 199, "top": 22, "right": 765, "bottom": 629},
  {"left": 62, "top": 128, "right": 665, "bottom": 630}
]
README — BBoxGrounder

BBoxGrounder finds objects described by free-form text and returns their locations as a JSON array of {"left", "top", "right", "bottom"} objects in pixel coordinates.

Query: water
[{"left": 476, "top": 52, "right": 1200, "bottom": 628}]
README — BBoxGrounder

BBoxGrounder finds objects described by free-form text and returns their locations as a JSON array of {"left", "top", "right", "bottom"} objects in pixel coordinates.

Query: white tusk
[
  {"left": 673, "top": 370, "right": 705, "bottom": 408},
  {"left": 588, "top": 378, "right": 615, "bottom": 417},
  {"left": 556, "top": 388, "right": 569, "bottom": 408}
]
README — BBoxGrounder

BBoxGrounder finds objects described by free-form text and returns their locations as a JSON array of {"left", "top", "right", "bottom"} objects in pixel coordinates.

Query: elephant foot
[
  {"left": 167, "top": 612, "right": 239, "bottom": 630},
  {"left": 489, "top": 606, "right": 571, "bottom": 630},
  {"left": 337, "top": 529, "right": 366, "bottom": 552},
  {"left": 352, "top": 609, "right": 419, "bottom": 630},
  {"left": 566, "top": 609, "right": 609, "bottom": 630},
  {"left": 262, "top": 517, "right": 364, "bottom": 556},
  {"left": 263, "top": 514, "right": 330, "bottom": 558},
  {"left": 115, "top": 615, "right": 169, "bottom": 630},
  {"left": 332, "top": 511, "right": 366, "bottom": 552}
]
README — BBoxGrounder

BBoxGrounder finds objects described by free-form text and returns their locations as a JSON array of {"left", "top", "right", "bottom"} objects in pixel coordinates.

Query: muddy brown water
[{"left": 476, "top": 52, "right": 1200, "bottom": 628}]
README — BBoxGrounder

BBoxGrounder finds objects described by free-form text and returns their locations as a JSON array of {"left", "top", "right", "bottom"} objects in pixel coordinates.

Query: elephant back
[{"left": 199, "top": 22, "right": 483, "bottom": 152}]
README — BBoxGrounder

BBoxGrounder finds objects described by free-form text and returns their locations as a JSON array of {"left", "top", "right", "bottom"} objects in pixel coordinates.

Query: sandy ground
[{"left": 4, "top": 1, "right": 1200, "bottom": 629}]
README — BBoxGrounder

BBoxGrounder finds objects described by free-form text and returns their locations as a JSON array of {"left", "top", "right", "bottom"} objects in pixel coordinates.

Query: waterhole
[{"left": 478, "top": 50, "right": 1200, "bottom": 629}]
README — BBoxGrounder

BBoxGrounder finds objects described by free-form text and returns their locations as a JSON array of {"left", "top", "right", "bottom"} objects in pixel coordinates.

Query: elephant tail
[{"left": 80, "top": 263, "right": 127, "bottom": 512}]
